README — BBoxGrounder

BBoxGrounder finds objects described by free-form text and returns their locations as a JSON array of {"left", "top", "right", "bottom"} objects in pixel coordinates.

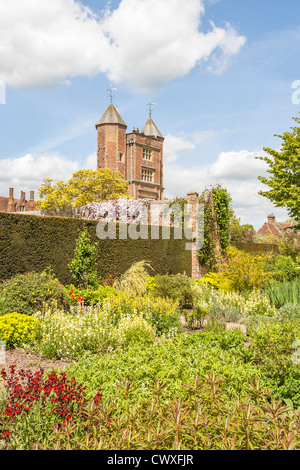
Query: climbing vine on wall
[
  {"left": 197, "top": 185, "right": 231, "bottom": 270},
  {"left": 213, "top": 185, "right": 231, "bottom": 252},
  {"left": 197, "top": 190, "right": 217, "bottom": 270}
]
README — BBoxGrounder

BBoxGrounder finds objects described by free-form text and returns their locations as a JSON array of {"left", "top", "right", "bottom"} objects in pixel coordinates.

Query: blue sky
[{"left": 0, "top": 0, "right": 299, "bottom": 229}]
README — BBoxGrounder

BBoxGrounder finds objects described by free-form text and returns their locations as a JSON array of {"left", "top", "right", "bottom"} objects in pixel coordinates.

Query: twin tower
[{"left": 96, "top": 103, "right": 164, "bottom": 200}]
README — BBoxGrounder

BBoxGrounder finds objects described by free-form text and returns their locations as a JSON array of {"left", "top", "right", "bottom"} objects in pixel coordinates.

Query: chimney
[
  {"left": 30, "top": 191, "right": 34, "bottom": 202},
  {"left": 9, "top": 188, "right": 14, "bottom": 199},
  {"left": 267, "top": 214, "right": 276, "bottom": 224}
]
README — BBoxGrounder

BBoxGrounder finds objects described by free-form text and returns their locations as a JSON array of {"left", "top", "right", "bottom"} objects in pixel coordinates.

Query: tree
[
  {"left": 229, "top": 209, "right": 255, "bottom": 242},
  {"left": 256, "top": 116, "right": 300, "bottom": 227},
  {"left": 37, "top": 168, "right": 130, "bottom": 216},
  {"left": 68, "top": 228, "right": 98, "bottom": 289}
]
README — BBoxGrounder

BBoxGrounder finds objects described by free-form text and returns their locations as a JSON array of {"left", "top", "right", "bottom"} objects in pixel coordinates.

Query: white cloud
[
  {"left": 164, "top": 135, "right": 195, "bottom": 163},
  {"left": 85, "top": 152, "right": 97, "bottom": 170},
  {"left": 0, "top": 0, "right": 246, "bottom": 92},
  {"left": 163, "top": 143, "right": 289, "bottom": 229},
  {"left": 208, "top": 150, "right": 268, "bottom": 180},
  {"left": 0, "top": 152, "right": 79, "bottom": 197}
]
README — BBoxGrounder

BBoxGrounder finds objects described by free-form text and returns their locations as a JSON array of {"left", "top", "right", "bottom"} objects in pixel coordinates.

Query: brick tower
[{"left": 96, "top": 103, "right": 164, "bottom": 200}]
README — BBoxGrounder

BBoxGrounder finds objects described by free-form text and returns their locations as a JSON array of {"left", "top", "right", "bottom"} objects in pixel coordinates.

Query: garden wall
[{"left": 0, "top": 212, "right": 192, "bottom": 284}]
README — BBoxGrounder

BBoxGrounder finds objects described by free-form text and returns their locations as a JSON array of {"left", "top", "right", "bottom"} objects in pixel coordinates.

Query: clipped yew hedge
[
  {"left": 0, "top": 213, "right": 192, "bottom": 284},
  {"left": 230, "top": 241, "right": 279, "bottom": 254}
]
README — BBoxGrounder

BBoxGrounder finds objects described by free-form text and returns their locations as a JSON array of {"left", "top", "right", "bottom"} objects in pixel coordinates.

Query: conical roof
[
  {"left": 96, "top": 104, "right": 127, "bottom": 127},
  {"left": 141, "top": 118, "right": 163, "bottom": 138}
]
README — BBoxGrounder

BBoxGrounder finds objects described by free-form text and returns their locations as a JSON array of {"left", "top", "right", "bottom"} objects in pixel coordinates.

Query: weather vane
[
  {"left": 108, "top": 85, "right": 118, "bottom": 104},
  {"left": 147, "top": 102, "right": 157, "bottom": 118}
]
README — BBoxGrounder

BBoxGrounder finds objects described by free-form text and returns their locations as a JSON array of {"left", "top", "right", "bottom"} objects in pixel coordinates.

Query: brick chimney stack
[
  {"left": 267, "top": 214, "right": 276, "bottom": 224},
  {"left": 7, "top": 188, "right": 15, "bottom": 213}
]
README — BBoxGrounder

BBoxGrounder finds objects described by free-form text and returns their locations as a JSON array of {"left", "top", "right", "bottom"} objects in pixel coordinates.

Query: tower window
[
  {"left": 119, "top": 153, "right": 124, "bottom": 162},
  {"left": 143, "top": 148, "right": 151, "bottom": 160},
  {"left": 141, "top": 168, "right": 153, "bottom": 183}
]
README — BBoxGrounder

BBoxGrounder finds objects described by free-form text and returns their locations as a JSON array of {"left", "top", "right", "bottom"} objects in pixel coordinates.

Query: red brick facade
[
  {"left": 96, "top": 104, "right": 164, "bottom": 200},
  {"left": 0, "top": 188, "right": 36, "bottom": 213}
]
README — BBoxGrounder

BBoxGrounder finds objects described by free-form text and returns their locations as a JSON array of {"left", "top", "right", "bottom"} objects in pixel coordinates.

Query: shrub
[
  {"left": 248, "top": 321, "right": 300, "bottom": 407},
  {"left": 0, "top": 312, "right": 37, "bottom": 348},
  {"left": 151, "top": 274, "right": 195, "bottom": 309},
  {"left": 184, "top": 301, "right": 209, "bottom": 329},
  {"left": 32, "top": 374, "right": 300, "bottom": 451},
  {"left": 67, "top": 332, "right": 263, "bottom": 406},
  {"left": 192, "top": 282, "right": 246, "bottom": 323},
  {"left": 195, "top": 272, "right": 234, "bottom": 292},
  {"left": 68, "top": 227, "right": 99, "bottom": 289},
  {"left": 33, "top": 307, "right": 119, "bottom": 359},
  {"left": 65, "top": 284, "right": 118, "bottom": 307},
  {"left": 0, "top": 366, "right": 102, "bottom": 450},
  {"left": 268, "top": 255, "right": 299, "bottom": 281},
  {"left": 278, "top": 303, "right": 300, "bottom": 321},
  {"left": 117, "top": 315, "right": 156, "bottom": 347},
  {"left": 101, "top": 291, "right": 181, "bottom": 336},
  {"left": 243, "top": 290, "right": 277, "bottom": 317},
  {"left": 3, "top": 368, "right": 300, "bottom": 450},
  {"left": 0, "top": 272, "right": 71, "bottom": 317},
  {"left": 222, "top": 246, "right": 275, "bottom": 292}
]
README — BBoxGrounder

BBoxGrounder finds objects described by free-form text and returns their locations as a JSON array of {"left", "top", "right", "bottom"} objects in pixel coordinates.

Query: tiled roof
[
  {"left": 256, "top": 218, "right": 294, "bottom": 236},
  {"left": 256, "top": 223, "right": 281, "bottom": 236},
  {"left": 141, "top": 118, "right": 164, "bottom": 138},
  {"left": 96, "top": 104, "right": 127, "bottom": 127}
]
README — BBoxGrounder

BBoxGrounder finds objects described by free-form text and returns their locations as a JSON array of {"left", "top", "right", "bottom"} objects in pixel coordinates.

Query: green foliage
[
  {"left": 67, "top": 332, "right": 262, "bottom": 406},
  {"left": 256, "top": 115, "right": 300, "bottom": 226},
  {"left": 65, "top": 284, "right": 118, "bottom": 306},
  {"left": 0, "top": 213, "right": 191, "bottom": 285},
  {"left": 248, "top": 321, "right": 300, "bottom": 407},
  {"left": 198, "top": 186, "right": 231, "bottom": 269},
  {"left": 198, "top": 192, "right": 217, "bottom": 269},
  {"left": 268, "top": 254, "right": 299, "bottom": 281},
  {"left": 0, "top": 312, "right": 37, "bottom": 348},
  {"left": 184, "top": 302, "right": 208, "bottom": 330},
  {"left": 229, "top": 212, "right": 255, "bottom": 242},
  {"left": 264, "top": 276, "right": 300, "bottom": 308},
  {"left": 0, "top": 271, "right": 71, "bottom": 317},
  {"left": 100, "top": 291, "right": 181, "bottom": 337},
  {"left": 68, "top": 227, "right": 99, "bottom": 289},
  {"left": 151, "top": 274, "right": 195, "bottom": 309},
  {"left": 243, "top": 290, "right": 277, "bottom": 317},
  {"left": 277, "top": 232, "right": 300, "bottom": 260},
  {"left": 278, "top": 303, "right": 300, "bottom": 321},
  {"left": 117, "top": 315, "right": 156, "bottom": 348},
  {"left": 33, "top": 307, "right": 119, "bottom": 359},
  {"left": 32, "top": 292, "right": 181, "bottom": 359},
  {"left": 4, "top": 368, "right": 300, "bottom": 450},
  {"left": 213, "top": 186, "right": 231, "bottom": 251}
]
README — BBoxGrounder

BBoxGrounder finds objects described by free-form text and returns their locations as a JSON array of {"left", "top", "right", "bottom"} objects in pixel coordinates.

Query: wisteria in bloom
[{"left": 80, "top": 199, "right": 152, "bottom": 224}]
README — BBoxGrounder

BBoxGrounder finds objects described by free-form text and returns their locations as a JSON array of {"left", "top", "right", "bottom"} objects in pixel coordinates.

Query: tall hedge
[
  {"left": 0, "top": 213, "right": 192, "bottom": 283},
  {"left": 230, "top": 242, "right": 279, "bottom": 254}
]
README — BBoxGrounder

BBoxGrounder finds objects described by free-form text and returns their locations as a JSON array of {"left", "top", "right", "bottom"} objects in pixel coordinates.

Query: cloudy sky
[{"left": 0, "top": 0, "right": 299, "bottom": 229}]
